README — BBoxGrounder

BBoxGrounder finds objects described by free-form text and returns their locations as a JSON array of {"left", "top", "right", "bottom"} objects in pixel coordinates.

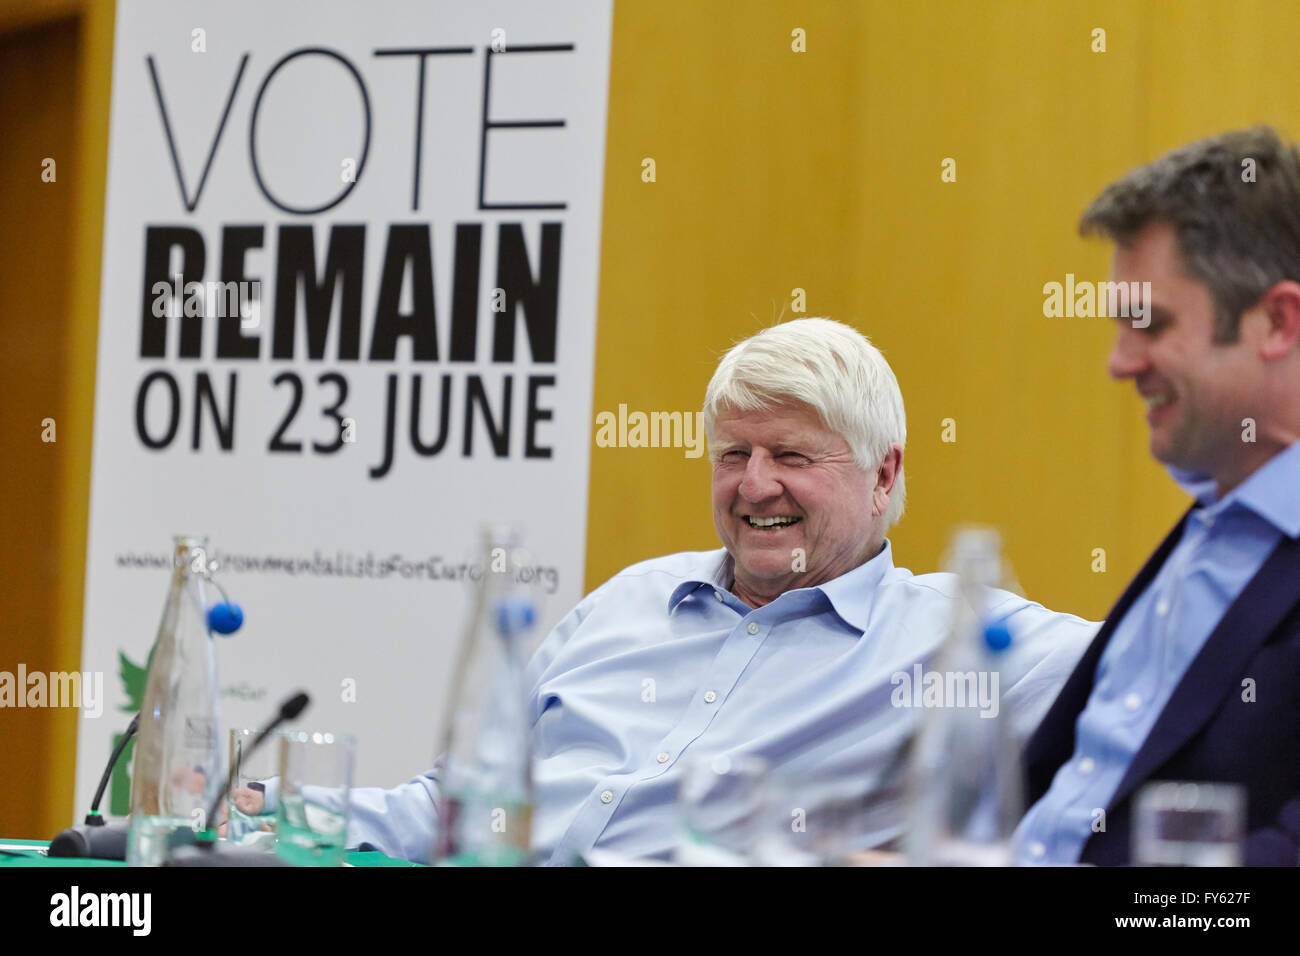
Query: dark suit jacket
[{"left": 1024, "top": 508, "right": 1300, "bottom": 865}]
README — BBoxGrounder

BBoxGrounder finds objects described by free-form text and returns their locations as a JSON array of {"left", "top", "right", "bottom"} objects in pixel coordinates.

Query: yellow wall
[
  {"left": 0, "top": 11, "right": 81, "bottom": 842},
  {"left": 589, "top": 0, "right": 1300, "bottom": 617},
  {"left": 5, "top": 0, "right": 1299, "bottom": 838},
  {"left": 0, "top": 0, "right": 114, "bottom": 842}
]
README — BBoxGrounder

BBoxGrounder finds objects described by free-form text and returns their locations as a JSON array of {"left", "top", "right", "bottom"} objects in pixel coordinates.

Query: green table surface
[{"left": 0, "top": 836, "right": 420, "bottom": 867}]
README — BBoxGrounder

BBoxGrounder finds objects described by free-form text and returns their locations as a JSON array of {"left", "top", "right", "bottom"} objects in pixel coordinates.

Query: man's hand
[
  {"left": 217, "top": 786, "right": 270, "bottom": 838},
  {"left": 232, "top": 785, "right": 266, "bottom": 816}
]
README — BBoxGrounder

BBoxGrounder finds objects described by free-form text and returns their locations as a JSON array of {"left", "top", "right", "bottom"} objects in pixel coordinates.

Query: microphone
[{"left": 47, "top": 714, "right": 139, "bottom": 859}]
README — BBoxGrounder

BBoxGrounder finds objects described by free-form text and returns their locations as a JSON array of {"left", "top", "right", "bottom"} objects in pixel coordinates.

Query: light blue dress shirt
[
  {"left": 313, "top": 540, "right": 1095, "bottom": 864},
  {"left": 1015, "top": 440, "right": 1300, "bottom": 864}
]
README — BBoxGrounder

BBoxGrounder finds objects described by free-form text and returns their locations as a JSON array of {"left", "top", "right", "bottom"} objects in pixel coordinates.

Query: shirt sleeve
[
  {"left": 300, "top": 768, "right": 443, "bottom": 864},
  {"left": 524, "top": 579, "right": 611, "bottom": 722},
  {"left": 286, "top": 586, "right": 611, "bottom": 864},
  {"left": 989, "top": 594, "right": 1100, "bottom": 746},
  {"left": 273, "top": 576, "right": 624, "bottom": 864}
]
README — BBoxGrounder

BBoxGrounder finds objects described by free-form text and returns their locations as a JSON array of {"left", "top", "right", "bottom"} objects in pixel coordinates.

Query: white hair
[{"left": 702, "top": 317, "right": 907, "bottom": 526}]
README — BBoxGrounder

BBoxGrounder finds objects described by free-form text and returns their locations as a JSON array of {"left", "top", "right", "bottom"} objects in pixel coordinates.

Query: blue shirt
[
  {"left": 315, "top": 540, "right": 1095, "bottom": 864},
  {"left": 1015, "top": 440, "right": 1300, "bottom": 863}
]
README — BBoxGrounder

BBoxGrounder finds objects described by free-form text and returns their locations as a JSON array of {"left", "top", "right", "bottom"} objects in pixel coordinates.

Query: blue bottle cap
[
  {"left": 495, "top": 595, "right": 536, "bottom": 638},
  {"left": 207, "top": 601, "right": 244, "bottom": 635},
  {"left": 983, "top": 620, "right": 1012, "bottom": 653}
]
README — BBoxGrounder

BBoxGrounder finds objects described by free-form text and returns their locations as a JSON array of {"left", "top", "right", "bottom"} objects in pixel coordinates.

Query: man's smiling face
[
  {"left": 710, "top": 401, "right": 891, "bottom": 607},
  {"left": 1107, "top": 221, "right": 1262, "bottom": 491}
]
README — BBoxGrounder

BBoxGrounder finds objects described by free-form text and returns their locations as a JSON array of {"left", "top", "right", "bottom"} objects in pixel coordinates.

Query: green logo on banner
[{"left": 109, "top": 646, "right": 152, "bottom": 816}]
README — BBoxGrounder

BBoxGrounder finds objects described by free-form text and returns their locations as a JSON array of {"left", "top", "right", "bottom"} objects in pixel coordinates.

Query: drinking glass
[
  {"left": 674, "top": 754, "right": 769, "bottom": 865},
  {"left": 751, "top": 776, "right": 892, "bottom": 866},
  {"left": 275, "top": 731, "right": 355, "bottom": 867},
  {"left": 225, "top": 728, "right": 280, "bottom": 850},
  {"left": 1133, "top": 781, "right": 1244, "bottom": 866}
]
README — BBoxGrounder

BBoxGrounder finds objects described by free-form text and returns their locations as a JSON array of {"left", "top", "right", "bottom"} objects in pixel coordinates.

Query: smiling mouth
[
  {"left": 1142, "top": 392, "right": 1177, "bottom": 426},
  {"left": 744, "top": 516, "right": 802, "bottom": 530}
]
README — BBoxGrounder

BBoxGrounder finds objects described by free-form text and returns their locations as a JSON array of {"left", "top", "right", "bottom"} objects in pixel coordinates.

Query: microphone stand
[{"left": 47, "top": 714, "right": 139, "bottom": 859}]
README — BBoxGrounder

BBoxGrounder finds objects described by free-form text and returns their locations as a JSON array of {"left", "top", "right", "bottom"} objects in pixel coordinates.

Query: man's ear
[
  {"left": 871, "top": 443, "right": 904, "bottom": 517},
  {"left": 1257, "top": 280, "right": 1300, "bottom": 360}
]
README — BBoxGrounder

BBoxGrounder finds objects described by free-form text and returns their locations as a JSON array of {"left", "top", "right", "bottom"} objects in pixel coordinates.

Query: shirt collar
[
  {"left": 1215, "top": 440, "right": 1300, "bottom": 538},
  {"left": 1165, "top": 465, "right": 1218, "bottom": 506},
  {"left": 816, "top": 539, "right": 895, "bottom": 632},
  {"left": 667, "top": 539, "right": 896, "bottom": 632},
  {"left": 666, "top": 553, "right": 731, "bottom": 613}
]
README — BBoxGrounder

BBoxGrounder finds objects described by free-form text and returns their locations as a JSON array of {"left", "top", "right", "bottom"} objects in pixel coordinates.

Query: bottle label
[{"left": 183, "top": 716, "right": 215, "bottom": 747}]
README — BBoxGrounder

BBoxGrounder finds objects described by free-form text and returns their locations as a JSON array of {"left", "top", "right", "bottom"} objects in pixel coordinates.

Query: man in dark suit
[{"left": 1016, "top": 126, "right": 1300, "bottom": 866}]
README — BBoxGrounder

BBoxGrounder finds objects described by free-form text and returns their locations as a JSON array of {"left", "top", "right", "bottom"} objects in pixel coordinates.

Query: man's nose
[
  {"left": 738, "top": 454, "right": 782, "bottom": 502},
  {"left": 1107, "top": 327, "right": 1149, "bottom": 380}
]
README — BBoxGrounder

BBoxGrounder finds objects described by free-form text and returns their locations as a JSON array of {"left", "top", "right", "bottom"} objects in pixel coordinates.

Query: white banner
[{"left": 76, "top": 0, "right": 612, "bottom": 816}]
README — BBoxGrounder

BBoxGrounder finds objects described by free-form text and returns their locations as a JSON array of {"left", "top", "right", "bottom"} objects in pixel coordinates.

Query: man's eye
[{"left": 780, "top": 452, "right": 807, "bottom": 460}]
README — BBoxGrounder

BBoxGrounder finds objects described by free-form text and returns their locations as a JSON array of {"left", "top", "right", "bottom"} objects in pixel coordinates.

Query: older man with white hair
[{"left": 259, "top": 317, "right": 1095, "bottom": 864}]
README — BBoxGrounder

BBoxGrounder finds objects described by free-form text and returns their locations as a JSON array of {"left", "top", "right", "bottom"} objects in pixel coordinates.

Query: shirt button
[
  {"left": 746, "top": 622, "right": 759, "bottom": 635},
  {"left": 1124, "top": 693, "right": 1142, "bottom": 711},
  {"left": 600, "top": 790, "right": 614, "bottom": 804},
  {"left": 1078, "top": 757, "right": 1096, "bottom": 775},
  {"left": 1155, "top": 599, "right": 1170, "bottom": 616},
  {"left": 714, "top": 591, "right": 723, "bottom": 602},
  {"left": 1029, "top": 842, "right": 1046, "bottom": 859},
  {"left": 657, "top": 752, "right": 669, "bottom": 763},
  {"left": 703, "top": 691, "right": 717, "bottom": 703}
]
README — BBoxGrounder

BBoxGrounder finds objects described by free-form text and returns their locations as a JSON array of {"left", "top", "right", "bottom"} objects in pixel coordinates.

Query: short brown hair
[{"left": 1079, "top": 126, "right": 1300, "bottom": 342}]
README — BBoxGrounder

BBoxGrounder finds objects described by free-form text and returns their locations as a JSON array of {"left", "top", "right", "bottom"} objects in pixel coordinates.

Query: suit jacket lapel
[
  {"left": 1025, "top": 508, "right": 1194, "bottom": 800},
  {"left": 1106, "top": 533, "right": 1300, "bottom": 811}
]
